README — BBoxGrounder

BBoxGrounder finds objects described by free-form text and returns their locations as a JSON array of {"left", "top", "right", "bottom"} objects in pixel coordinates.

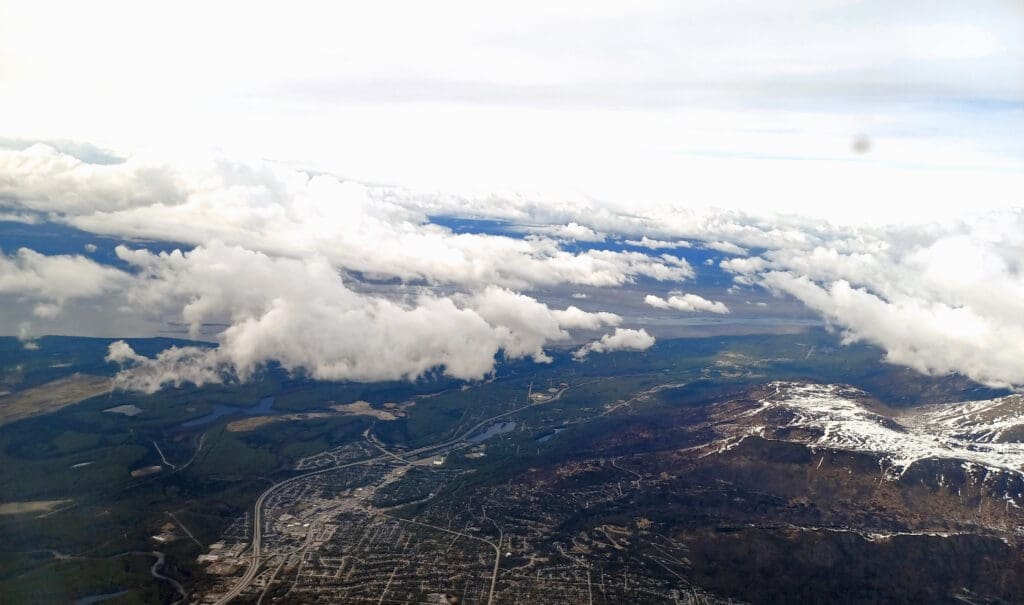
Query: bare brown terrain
[
  {"left": 129, "top": 465, "right": 163, "bottom": 478},
  {"left": 226, "top": 412, "right": 333, "bottom": 432},
  {"left": 330, "top": 400, "right": 411, "bottom": 420},
  {"left": 0, "top": 373, "right": 111, "bottom": 427},
  {"left": 226, "top": 401, "right": 411, "bottom": 432},
  {"left": 0, "top": 500, "right": 71, "bottom": 516}
]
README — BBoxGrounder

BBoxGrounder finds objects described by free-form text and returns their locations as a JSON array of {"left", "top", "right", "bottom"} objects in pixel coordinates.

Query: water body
[
  {"left": 537, "top": 427, "right": 567, "bottom": 443},
  {"left": 74, "top": 590, "right": 130, "bottom": 605},
  {"left": 181, "top": 396, "right": 277, "bottom": 428},
  {"left": 468, "top": 421, "right": 517, "bottom": 443},
  {"left": 104, "top": 404, "right": 143, "bottom": 416}
]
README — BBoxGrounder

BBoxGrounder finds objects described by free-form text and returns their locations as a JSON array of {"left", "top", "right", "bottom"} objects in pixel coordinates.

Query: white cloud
[
  {"left": 0, "top": 144, "right": 183, "bottom": 214},
  {"left": 720, "top": 256, "right": 768, "bottom": 275},
  {"left": 528, "top": 222, "right": 605, "bottom": 242},
  {"left": 107, "top": 341, "right": 230, "bottom": 393},
  {"left": 0, "top": 2, "right": 1019, "bottom": 232},
  {"left": 2, "top": 142, "right": 1023, "bottom": 392},
  {"left": 571, "top": 292, "right": 588, "bottom": 299},
  {"left": 703, "top": 241, "right": 748, "bottom": 256},
  {"left": 644, "top": 293, "right": 730, "bottom": 314},
  {"left": 762, "top": 273, "right": 1024, "bottom": 389},
  {"left": 0, "top": 211, "right": 40, "bottom": 224},
  {"left": 624, "top": 236, "right": 691, "bottom": 249},
  {"left": 0, "top": 247, "right": 129, "bottom": 316},
  {"left": 0, "top": 145, "right": 693, "bottom": 291},
  {"left": 100, "top": 243, "right": 628, "bottom": 391},
  {"left": 728, "top": 213, "right": 1024, "bottom": 388},
  {"left": 551, "top": 305, "right": 621, "bottom": 330},
  {"left": 574, "top": 328, "right": 655, "bottom": 359},
  {"left": 0, "top": 0, "right": 1021, "bottom": 396},
  {"left": 460, "top": 286, "right": 620, "bottom": 363}
]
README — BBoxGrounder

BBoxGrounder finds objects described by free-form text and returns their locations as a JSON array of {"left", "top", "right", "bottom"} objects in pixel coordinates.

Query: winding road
[{"left": 213, "top": 380, "right": 598, "bottom": 604}]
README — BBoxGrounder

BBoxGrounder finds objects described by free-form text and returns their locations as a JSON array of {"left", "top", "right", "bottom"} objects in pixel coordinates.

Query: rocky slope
[{"left": 494, "top": 381, "right": 1024, "bottom": 603}]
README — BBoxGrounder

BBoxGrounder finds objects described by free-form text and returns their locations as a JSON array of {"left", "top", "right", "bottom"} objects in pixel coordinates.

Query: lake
[
  {"left": 468, "top": 421, "right": 517, "bottom": 443},
  {"left": 180, "top": 396, "right": 277, "bottom": 428},
  {"left": 537, "top": 426, "right": 567, "bottom": 443}
]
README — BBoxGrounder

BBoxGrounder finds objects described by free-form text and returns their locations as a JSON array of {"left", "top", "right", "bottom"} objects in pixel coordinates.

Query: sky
[{"left": 0, "top": 1, "right": 1022, "bottom": 391}]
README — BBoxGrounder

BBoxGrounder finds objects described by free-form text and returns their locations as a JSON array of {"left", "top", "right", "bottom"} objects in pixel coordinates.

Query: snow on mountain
[{"left": 744, "top": 382, "right": 1024, "bottom": 480}]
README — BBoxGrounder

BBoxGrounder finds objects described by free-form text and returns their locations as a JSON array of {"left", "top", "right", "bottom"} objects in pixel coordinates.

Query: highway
[
  {"left": 212, "top": 386, "right": 571, "bottom": 604},
  {"left": 211, "top": 454, "right": 389, "bottom": 604}
]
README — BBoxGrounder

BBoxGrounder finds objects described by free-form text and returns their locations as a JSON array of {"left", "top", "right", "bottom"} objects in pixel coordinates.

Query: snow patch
[{"left": 754, "top": 383, "right": 1024, "bottom": 480}]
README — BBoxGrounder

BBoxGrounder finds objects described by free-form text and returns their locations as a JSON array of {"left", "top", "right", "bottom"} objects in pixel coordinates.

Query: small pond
[
  {"left": 74, "top": 589, "right": 130, "bottom": 605},
  {"left": 537, "top": 426, "right": 567, "bottom": 443}
]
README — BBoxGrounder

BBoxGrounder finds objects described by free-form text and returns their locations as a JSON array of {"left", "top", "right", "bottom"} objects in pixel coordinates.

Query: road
[
  {"left": 211, "top": 454, "right": 392, "bottom": 604},
  {"left": 376, "top": 512, "right": 502, "bottom": 605},
  {"left": 214, "top": 382, "right": 587, "bottom": 604},
  {"left": 152, "top": 440, "right": 177, "bottom": 469}
]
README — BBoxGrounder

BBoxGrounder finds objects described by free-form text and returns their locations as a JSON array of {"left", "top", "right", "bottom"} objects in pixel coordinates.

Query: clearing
[
  {"left": 0, "top": 374, "right": 111, "bottom": 426},
  {"left": 0, "top": 500, "right": 71, "bottom": 515}
]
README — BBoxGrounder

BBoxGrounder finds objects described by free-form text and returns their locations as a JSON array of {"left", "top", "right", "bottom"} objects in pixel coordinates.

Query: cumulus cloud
[
  {"left": 0, "top": 247, "right": 130, "bottom": 316},
  {"left": 703, "top": 241, "right": 748, "bottom": 256},
  {"left": 644, "top": 293, "right": 730, "bottom": 314},
  {"left": 107, "top": 341, "right": 230, "bottom": 393},
  {"left": 719, "top": 256, "right": 769, "bottom": 275},
  {"left": 528, "top": 222, "right": 605, "bottom": 242},
  {"left": 761, "top": 273, "right": 1024, "bottom": 389},
  {"left": 3, "top": 142, "right": 1024, "bottom": 392},
  {"left": 0, "top": 143, "right": 689, "bottom": 392},
  {"left": 459, "top": 286, "right": 620, "bottom": 363},
  {"left": 99, "top": 243, "right": 627, "bottom": 391},
  {"left": 0, "top": 143, "right": 183, "bottom": 213},
  {"left": 724, "top": 213, "right": 1024, "bottom": 389},
  {"left": 0, "top": 211, "right": 40, "bottom": 224},
  {"left": 624, "top": 236, "right": 691, "bottom": 249},
  {"left": 574, "top": 328, "right": 656, "bottom": 359},
  {"left": 0, "top": 145, "right": 693, "bottom": 291},
  {"left": 719, "top": 256, "right": 770, "bottom": 285}
]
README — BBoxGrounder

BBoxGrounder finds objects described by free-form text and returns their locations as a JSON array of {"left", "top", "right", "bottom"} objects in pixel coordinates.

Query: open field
[
  {"left": 0, "top": 373, "right": 111, "bottom": 426},
  {"left": 0, "top": 499, "right": 70, "bottom": 515},
  {"left": 227, "top": 400, "right": 411, "bottom": 432},
  {"left": 331, "top": 399, "right": 412, "bottom": 420},
  {"left": 226, "top": 412, "right": 333, "bottom": 432}
]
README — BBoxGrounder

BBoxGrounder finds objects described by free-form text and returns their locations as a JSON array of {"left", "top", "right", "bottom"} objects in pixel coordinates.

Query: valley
[{"left": 0, "top": 332, "right": 1021, "bottom": 604}]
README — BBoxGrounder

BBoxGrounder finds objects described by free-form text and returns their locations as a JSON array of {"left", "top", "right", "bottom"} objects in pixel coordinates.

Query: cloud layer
[
  {"left": 0, "top": 145, "right": 695, "bottom": 290},
  {"left": 721, "top": 215, "right": 1024, "bottom": 388},
  {"left": 2, "top": 143, "right": 1023, "bottom": 391},
  {"left": 103, "top": 245, "right": 626, "bottom": 391},
  {"left": 0, "top": 247, "right": 129, "bottom": 317},
  {"left": 1, "top": 0, "right": 1021, "bottom": 393}
]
